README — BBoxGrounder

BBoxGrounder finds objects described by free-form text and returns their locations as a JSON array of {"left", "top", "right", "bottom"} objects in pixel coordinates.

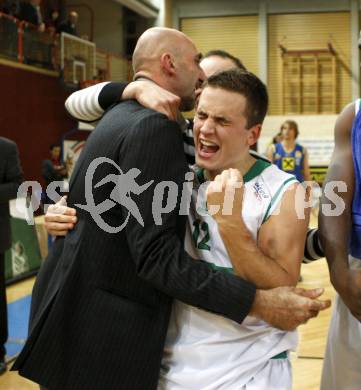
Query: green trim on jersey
[
  {"left": 195, "top": 158, "right": 271, "bottom": 184},
  {"left": 243, "top": 159, "right": 271, "bottom": 183},
  {"left": 271, "top": 351, "right": 288, "bottom": 359},
  {"left": 262, "top": 177, "right": 298, "bottom": 224},
  {"left": 207, "top": 262, "right": 234, "bottom": 274},
  {"left": 195, "top": 166, "right": 206, "bottom": 184}
]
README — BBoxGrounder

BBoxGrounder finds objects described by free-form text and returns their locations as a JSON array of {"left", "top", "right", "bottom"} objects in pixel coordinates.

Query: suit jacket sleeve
[
  {"left": 120, "top": 113, "right": 256, "bottom": 324},
  {"left": 0, "top": 141, "right": 24, "bottom": 202}
]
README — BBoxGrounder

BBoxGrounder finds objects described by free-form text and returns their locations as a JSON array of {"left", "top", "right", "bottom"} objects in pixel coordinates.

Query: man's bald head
[
  {"left": 133, "top": 27, "right": 193, "bottom": 73},
  {"left": 132, "top": 27, "right": 205, "bottom": 111},
  {"left": 69, "top": 11, "right": 78, "bottom": 24}
]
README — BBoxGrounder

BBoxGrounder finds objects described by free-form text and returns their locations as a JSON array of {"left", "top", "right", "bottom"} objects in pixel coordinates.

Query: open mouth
[{"left": 198, "top": 139, "right": 220, "bottom": 159}]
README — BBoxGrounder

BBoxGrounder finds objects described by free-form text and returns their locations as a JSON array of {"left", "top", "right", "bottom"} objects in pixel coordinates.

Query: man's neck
[
  {"left": 133, "top": 73, "right": 184, "bottom": 126},
  {"left": 134, "top": 71, "right": 179, "bottom": 99}
]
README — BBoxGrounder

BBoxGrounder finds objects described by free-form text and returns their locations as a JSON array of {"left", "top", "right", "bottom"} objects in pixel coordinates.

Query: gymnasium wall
[
  {"left": 180, "top": 11, "right": 353, "bottom": 115},
  {"left": 181, "top": 16, "right": 259, "bottom": 75},
  {"left": 176, "top": 0, "right": 359, "bottom": 118},
  {"left": 268, "top": 12, "right": 351, "bottom": 115},
  {"left": 0, "top": 63, "right": 76, "bottom": 186},
  {"left": 66, "top": 0, "right": 124, "bottom": 55}
]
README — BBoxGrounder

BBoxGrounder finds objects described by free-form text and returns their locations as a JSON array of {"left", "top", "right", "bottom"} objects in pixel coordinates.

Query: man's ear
[
  {"left": 247, "top": 124, "right": 262, "bottom": 146},
  {"left": 160, "top": 53, "right": 176, "bottom": 76}
]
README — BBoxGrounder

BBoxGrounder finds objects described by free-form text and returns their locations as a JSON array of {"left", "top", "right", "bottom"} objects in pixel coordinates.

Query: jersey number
[{"left": 192, "top": 220, "right": 211, "bottom": 251}]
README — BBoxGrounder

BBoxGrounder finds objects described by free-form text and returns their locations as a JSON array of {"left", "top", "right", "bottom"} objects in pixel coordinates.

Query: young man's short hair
[{"left": 204, "top": 69, "right": 268, "bottom": 129}]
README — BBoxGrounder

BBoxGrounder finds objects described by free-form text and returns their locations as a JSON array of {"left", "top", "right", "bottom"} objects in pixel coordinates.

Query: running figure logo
[{"left": 76, "top": 157, "right": 154, "bottom": 233}]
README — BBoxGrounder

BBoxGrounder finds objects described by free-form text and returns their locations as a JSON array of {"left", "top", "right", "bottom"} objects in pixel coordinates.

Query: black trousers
[{"left": 0, "top": 252, "right": 7, "bottom": 359}]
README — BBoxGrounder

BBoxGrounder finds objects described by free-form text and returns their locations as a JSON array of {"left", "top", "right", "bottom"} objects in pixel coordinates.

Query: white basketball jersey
[{"left": 160, "top": 159, "right": 299, "bottom": 390}]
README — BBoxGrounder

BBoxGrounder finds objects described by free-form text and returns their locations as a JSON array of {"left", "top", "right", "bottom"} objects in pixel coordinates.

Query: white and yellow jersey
[{"left": 160, "top": 159, "right": 299, "bottom": 390}]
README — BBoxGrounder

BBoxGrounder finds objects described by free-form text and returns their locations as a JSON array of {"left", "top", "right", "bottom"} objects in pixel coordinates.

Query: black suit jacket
[
  {"left": 57, "top": 20, "right": 77, "bottom": 36},
  {"left": 18, "top": 2, "right": 40, "bottom": 25},
  {"left": 13, "top": 102, "right": 256, "bottom": 389},
  {"left": 0, "top": 137, "right": 23, "bottom": 253}
]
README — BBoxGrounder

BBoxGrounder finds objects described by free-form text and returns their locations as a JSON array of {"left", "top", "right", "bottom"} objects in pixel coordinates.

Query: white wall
[{"left": 67, "top": 0, "right": 124, "bottom": 55}]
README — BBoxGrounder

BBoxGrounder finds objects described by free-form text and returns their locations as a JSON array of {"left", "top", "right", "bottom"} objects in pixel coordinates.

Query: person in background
[
  {"left": 271, "top": 131, "right": 282, "bottom": 145},
  {"left": 1, "top": 0, "right": 20, "bottom": 16},
  {"left": 42, "top": 144, "right": 67, "bottom": 187},
  {"left": 41, "top": 144, "right": 67, "bottom": 206},
  {"left": 18, "top": 0, "right": 45, "bottom": 32},
  {"left": 44, "top": 8, "right": 59, "bottom": 30},
  {"left": 57, "top": 10, "right": 78, "bottom": 36},
  {"left": 1, "top": 0, "right": 20, "bottom": 57},
  {"left": 0, "top": 137, "right": 23, "bottom": 375},
  {"left": 43, "top": 0, "right": 65, "bottom": 30},
  {"left": 266, "top": 120, "right": 311, "bottom": 184}
]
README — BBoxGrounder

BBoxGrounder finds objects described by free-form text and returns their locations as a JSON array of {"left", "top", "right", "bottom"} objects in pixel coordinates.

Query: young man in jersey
[
  {"left": 266, "top": 120, "right": 311, "bottom": 184},
  {"left": 319, "top": 97, "right": 361, "bottom": 389},
  {"left": 160, "top": 69, "right": 308, "bottom": 389},
  {"left": 45, "top": 69, "right": 321, "bottom": 389}
]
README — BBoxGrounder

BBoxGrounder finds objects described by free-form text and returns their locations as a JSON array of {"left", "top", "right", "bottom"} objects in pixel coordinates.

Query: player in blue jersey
[
  {"left": 319, "top": 100, "right": 361, "bottom": 390},
  {"left": 319, "top": 98, "right": 361, "bottom": 390},
  {"left": 266, "top": 120, "right": 311, "bottom": 184}
]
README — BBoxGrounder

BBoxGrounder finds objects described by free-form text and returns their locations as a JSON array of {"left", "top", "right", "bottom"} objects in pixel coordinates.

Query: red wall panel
[{"left": 0, "top": 63, "right": 77, "bottom": 186}]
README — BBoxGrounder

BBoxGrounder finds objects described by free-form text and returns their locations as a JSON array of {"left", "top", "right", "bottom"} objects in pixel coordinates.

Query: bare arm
[
  {"left": 302, "top": 148, "right": 312, "bottom": 182},
  {"left": 319, "top": 102, "right": 361, "bottom": 321},
  {"left": 209, "top": 173, "right": 307, "bottom": 288},
  {"left": 257, "top": 183, "right": 307, "bottom": 285}
]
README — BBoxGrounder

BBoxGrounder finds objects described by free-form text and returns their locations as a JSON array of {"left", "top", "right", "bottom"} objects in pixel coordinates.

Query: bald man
[
  {"left": 57, "top": 10, "right": 78, "bottom": 36},
  {"left": 12, "top": 29, "right": 326, "bottom": 390}
]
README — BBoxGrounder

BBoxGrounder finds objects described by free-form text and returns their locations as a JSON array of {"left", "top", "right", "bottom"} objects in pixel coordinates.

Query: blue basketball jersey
[
  {"left": 273, "top": 143, "right": 305, "bottom": 182},
  {"left": 350, "top": 100, "right": 361, "bottom": 259}
]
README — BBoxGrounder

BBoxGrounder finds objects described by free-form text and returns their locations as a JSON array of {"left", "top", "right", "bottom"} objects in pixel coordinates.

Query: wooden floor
[{"left": 0, "top": 259, "right": 336, "bottom": 390}]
